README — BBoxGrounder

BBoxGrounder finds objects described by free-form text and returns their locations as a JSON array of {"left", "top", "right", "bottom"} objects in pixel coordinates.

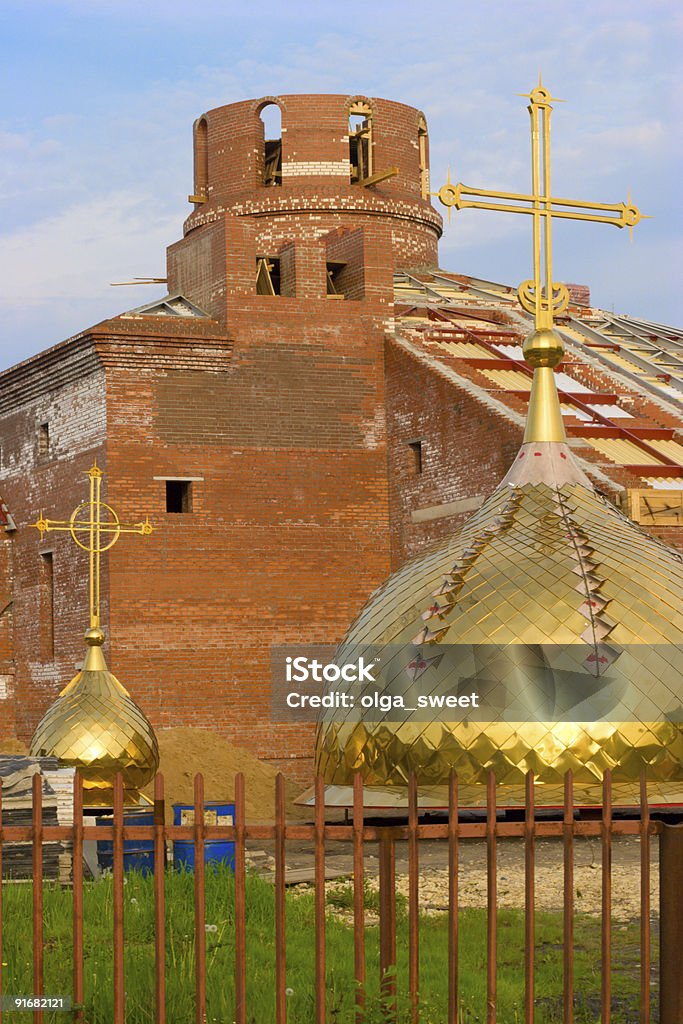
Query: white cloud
[{"left": 0, "top": 191, "right": 174, "bottom": 303}]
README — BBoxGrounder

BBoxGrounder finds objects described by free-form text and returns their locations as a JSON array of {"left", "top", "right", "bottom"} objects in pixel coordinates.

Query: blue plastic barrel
[
  {"left": 96, "top": 808, "right": 155, "bottom": 877},
  {"left": 173, "top": 802, "right": 235, "bottom": 872}
]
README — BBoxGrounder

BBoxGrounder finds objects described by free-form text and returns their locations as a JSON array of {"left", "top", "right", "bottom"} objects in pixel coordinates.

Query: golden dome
[
  {"left": 30, "top": 627, "right": 159, "bottom": 803},
  {"left": 315, "top": 329, "right": 683, "bottom": 803}
]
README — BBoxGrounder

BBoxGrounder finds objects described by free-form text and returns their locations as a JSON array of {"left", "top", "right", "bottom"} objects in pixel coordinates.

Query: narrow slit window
[
  {"left": 166, "top": 480, "right": 193, "bottom": 514},
  {"left": 418, "top": 117, "right": 429, "bottom": 199},
  {"left": 193, "top": 118, "right": 208, "bottom": 201},
  {"left": 408, "top": 441, "right": 423, "bottom": 474},
  {"left": 256, "top": 256, "right": 281, "bottom": 295},
  {"left": 348, "top": 101, "right": 373, "bottom": 183},
  {"left": 40, "top": 551, "right": 54, "bottom": 661},
  {"left": 260, "top": 103, "right": 282, "bottom": 187},
  {"left": 38, "top": 423, "right": 50, "bottom": 458}
]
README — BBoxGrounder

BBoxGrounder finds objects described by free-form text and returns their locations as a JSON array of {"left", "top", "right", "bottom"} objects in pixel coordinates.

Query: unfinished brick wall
[
  {"left": 325, "top": 227, "right": 365, "bottom": 300},
  {"left": 0, "top": 527, "right": 15, "bottom": 738},
  {"left": 167, "top": 94, "right": 443, "bottom": 323},
  {"left": 385, "top": 339, "right": 523, "bottom": 565},
  {"left": 0, "top": 337, "right": 109, "bottom": 738},
  {"left": 94, "top": 300, "right": 392, "bottom": 775}
]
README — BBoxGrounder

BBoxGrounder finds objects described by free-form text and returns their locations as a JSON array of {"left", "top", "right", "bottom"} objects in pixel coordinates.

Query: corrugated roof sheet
[
  {"left": 481, "top": 368, "right": 532, "bottom": 390},
  {"left": 645, "top": 439, "right": 683, "bottom": 464},
  {"left": 643, "top": 478, "right": 683, "bottom": 490},
  {"left": 585, "top": 437, "right": 665, "bottom": 466},
  {"left": 436, "top": 341, "right": 498, "bottom": 359}
]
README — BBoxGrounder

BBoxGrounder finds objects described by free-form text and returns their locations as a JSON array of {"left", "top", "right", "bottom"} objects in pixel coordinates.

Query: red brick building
[{"left": 1, "top": 94, "right": 681, "bottom": 780}]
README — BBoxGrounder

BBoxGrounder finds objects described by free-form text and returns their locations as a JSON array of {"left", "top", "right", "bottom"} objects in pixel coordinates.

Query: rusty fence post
[
  {"left": 378, "top": 830, "right": 397, "bottom": 1021},
  {"left": 660, "top": 823, "right": 683, "bottom": 1024}
]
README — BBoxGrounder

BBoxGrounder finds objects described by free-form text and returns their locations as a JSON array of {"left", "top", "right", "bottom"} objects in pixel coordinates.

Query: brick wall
[
  {"left": 385, "top": 339, "right": 523, "bottom": 565},
  {"left": 0, "top": 336, "right": 109, "bottom": 738},
  {"left": 0, "top": 530, "right": 15, "bottom": 738},
  {"left": 97, "top": 299, "right": 392, "bottom": 774}
]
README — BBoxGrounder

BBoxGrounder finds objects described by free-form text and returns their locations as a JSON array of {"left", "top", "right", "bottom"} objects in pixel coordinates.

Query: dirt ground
[{"left": 277, "top": 833, "right": 658, "bottom": 921}]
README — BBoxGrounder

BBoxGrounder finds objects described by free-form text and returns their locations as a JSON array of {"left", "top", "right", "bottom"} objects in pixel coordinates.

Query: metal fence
[{"left": 0, "top": 769, "right": 682, "bottom": 1024}]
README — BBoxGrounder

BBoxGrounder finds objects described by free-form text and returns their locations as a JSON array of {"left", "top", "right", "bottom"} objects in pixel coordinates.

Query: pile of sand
[
  {"left": 0, "top": 737, "right": 29, "bottom": 754},
  {"left": 1, "top": 729, "right": 309, "bottom": 822},
  {"left": 142, "top": 728, "right": 309, "bottom": 822}
]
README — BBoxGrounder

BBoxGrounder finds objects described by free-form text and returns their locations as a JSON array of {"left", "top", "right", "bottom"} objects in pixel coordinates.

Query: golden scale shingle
[{"left": 315, "top": 81, "right": 683, "bottom": 806}]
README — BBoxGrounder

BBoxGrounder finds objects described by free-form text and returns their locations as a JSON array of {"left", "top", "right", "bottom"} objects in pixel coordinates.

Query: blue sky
[{"left": 1, "top": 0, "right": 681, "bottom": 370}]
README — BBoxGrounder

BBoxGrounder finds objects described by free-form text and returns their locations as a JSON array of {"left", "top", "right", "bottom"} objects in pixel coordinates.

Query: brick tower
[
  {"left": 0, "top": 94, "right": 443, "bottom": 779},
  {"left": 168, "top": 93, "right": 442, "bottom": 313}
]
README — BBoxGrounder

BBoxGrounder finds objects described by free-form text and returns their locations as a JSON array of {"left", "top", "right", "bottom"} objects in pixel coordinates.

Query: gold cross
[
  {"left": 34, "top": 462, "right": 153, "bottom": 630},
  {"left": 435, "top": 77, "right": 644, "bottom": 328}
]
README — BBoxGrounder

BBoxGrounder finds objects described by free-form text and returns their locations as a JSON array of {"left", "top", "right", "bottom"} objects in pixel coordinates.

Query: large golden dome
[
  {"left": 31, "top": 628, "right": 159, "bottom": 803},
  {"left": 315, "top": 331, "right": 683, "bottom": 804}
]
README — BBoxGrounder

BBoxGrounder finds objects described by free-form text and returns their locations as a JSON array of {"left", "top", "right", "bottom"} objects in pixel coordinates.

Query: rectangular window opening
[
  {"left": 256, "top": 256, "right": 281, "bottom": 295},
  {"left": 408, "top": 440, "right": 423, "bottom": 475},
  {"left": 326, "top": 261, "right": 347, "bottom": 299},
  {"left": 166, "top": 480, "right": 193, "bottom": 514},
  {"left": 264, "top": 139, "right": 282, "bottom": 187},
  {"left": 349, "top": 106, "right": 373, "bottom": 184},
  {"left": 38, "top": 423, "right": 50, "bottom": 458}
]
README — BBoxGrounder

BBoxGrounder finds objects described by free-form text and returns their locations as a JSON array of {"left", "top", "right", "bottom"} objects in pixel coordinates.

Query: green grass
[{"left": 0, "top": 868, "right": 656, "bottom": 1023}]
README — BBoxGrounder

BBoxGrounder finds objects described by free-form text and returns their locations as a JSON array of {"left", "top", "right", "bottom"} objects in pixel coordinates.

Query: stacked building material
[
  {"left": 0, "top": 757, "right": 74, "bottom": 880},
  {"left": 42, "top": 764, "right": 75, "bottom": 883}
]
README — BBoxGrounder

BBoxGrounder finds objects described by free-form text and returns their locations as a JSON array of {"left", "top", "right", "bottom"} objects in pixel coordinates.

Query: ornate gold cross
[
  {"left": 435, "top": 77, "right": 644, "bottom": 328},
  {"left": 35, "top": 462, "right": 153, "bottom": 629}
]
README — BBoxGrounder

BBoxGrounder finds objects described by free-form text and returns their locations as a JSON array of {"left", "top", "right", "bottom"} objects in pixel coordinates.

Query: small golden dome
[{"left": 30, "top": 628, "right": 159, "bottom": 802}]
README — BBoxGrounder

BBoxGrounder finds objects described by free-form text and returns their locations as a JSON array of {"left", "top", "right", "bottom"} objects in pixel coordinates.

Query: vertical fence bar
[
  {"left": 234, "top": 773, "right": 246, "bottom": 1024},
  {"left": 274, "top": 773, "right": 286, "bottom": 1024},
  {"left": 448, "top": 770, "right": 459, "bottom": 1024},
  {"left": 486, "top": 771, "right": 497, "bottom": 1024},
  {"left": 72, "top": 774, "right": 84, "bottom": 1024},
  {"left": 378, "top": 832, "right": 397, "bottom": 1020},
  {"left": 639, "top": 771, "right": 650, "bottom": 1024},
  {"left": 601, "top": 770, "right": 612, "bottom": 1024},
  {"left": 524, "top": 771, "right": 535, "bottom": 1024},
  {"left": 353, "top": 773, "right": 365, "bottom": 1022},
  {"left": 408, "top": 772, "right": 419, "bottom": 1024},
  {"left": 563, "top": 771, "right": 574, "bottom": 1024},
  {"left": 0, "top": 780, "right": 4, "bottom": 1024},
  {"left": 314, "top": 776, "right": 326, "bottom": 1024},
  {"left": 194, "top": 773, "right": 206, "bottom": 1024},
  {"left": 113, "top": 773, "right": 125, "bottom": 1024},
  {"left": 153, "top": 774, "right": 166, "bottom": 1024},
  {"left": 32, "top": 773, "right": 44, "bottom": 1024},
  {"left": 659, "top": 823, "right": 683, "bottom": 1024}
]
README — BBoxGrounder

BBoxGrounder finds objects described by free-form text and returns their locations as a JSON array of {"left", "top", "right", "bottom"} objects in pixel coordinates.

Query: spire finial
[
  {"left": 434, "top": 81, "right": 644, "bottom": 443},
  {"left": 34, "top": 461, "right": 154, "bottom": 636}
]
